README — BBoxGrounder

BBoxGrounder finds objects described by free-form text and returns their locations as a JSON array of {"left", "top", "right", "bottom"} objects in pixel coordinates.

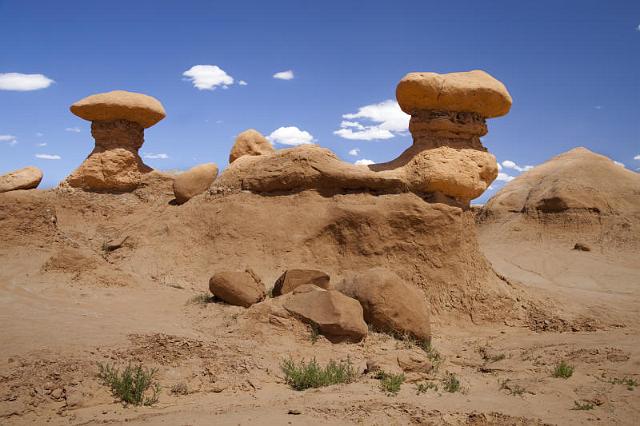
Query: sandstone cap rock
[
  {"left": 396, "top": 70, "right": 512, "bottom": 118},
  {"left": 0, "top": 166, "right": 43, "bottom": 193},
  {"left": 70, "top": 90, "right": 166, "bottom": 128}
]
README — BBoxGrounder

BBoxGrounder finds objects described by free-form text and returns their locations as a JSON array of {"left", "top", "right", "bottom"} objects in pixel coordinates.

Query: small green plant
[
  {"left": 572, "top": 400, "right": 594, "bottom": 410},
  {"left": 309, "top": 323, "right": 320, "bottom": 344},
  {"left": 609, "top": 376, "right": 638, "bottom": 391},
  {"left": 499, "top": 379, "right": 526, "bottom": 396},
  {"left": 281, "top": 358, "right": 356, "bottom": 391},
  {"left": 375, "top": 371, "right": 404, "bottom": 396},
  {"left": 552, "top": 361, "right": 574, "bottom": 379},
  {"left": 97, "top": 363, "right": 160, "bottom": 406},
  {"left": 187, "top": 293, "right": 214, "bottom": 305},
  {"left": 170, "top": 382, "right": 188, "bottom": 396},
  {"left": 415, "top": 381, "right": 438, "bottom": 395},
  {"left": 442, "top": 372, "right": 461, "bottom": 393}
]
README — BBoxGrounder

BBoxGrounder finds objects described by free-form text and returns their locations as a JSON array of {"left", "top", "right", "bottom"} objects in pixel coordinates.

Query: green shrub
[
  {"left": 375, "top": 371, "right": 405, "bottom": 395},
  {"left": 552, "top": 361, "right": 574, "bottom": 379},
  {"left": 415, "top": 381, "right": 438, "bottom": 395},
  {"left": 97, "top": 363, "right": 160, "bottom": 406},
  {"left": 609, "top": 376, "right": 638, "bottom": 390},
  {"left": 170, "top": 382, "right": 188, "bottom": 395},
  {"left": 442, "top": 372, "right": 461, "bottom": 393},
  {"left": 281, "top": 358, "right": 356, "bottom": 391},
  {"left": 572, "top": 401, "right": 594, "bottom": 410}
]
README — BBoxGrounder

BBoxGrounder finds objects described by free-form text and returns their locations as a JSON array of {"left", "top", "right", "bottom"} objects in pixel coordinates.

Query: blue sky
[{"left": 1, "top": 0, "right": 638, "bottom": 201}]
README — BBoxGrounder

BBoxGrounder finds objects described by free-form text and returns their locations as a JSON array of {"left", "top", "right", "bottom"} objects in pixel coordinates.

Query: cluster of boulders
[{"left": 208, "top": 267, "right": 431, "bottom": 344}]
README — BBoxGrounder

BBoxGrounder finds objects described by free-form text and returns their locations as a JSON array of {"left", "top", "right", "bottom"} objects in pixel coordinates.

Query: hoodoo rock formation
[
  {"left": 64, "top": 90, "right": 166, "bottom": 192},
  {"left": 229, "top": 129, "right": 275, "bottom": 164},
  {"left": 213, "top": 70, "right": 510, "bottom": 207}
]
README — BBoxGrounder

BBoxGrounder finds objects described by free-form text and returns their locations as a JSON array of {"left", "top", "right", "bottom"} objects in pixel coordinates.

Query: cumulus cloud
[
  {"left": 238, "top": 80, "right": 248, "bottom": 86},
  {"left": 0, "top": 73, "right": 54, "bottom": 91},
  {"left": 267, "top": 126, "right": 314, "bottom": 146},
  {"left": 496, "top": 172, "right": 515, "bottom": 182},
  {"left": 501, "top": 160, "right": 534, "bottom": 172},
  {"left": 35, "top": 153, "right": 61, "bottom": 160},
  {"left": 65, "top": 127, "right": 81, "bottom": 133},
  {"left": 334, "top": 100, "right": 410, "bottom": 141},
  {"left": 348, "top": 148, "right": 360, "bottom": 156},
  {"left": 0, "top": 134, "right": 18, "bottom": 146},
  {"left": 613, "top": 160, "right": 625, "bottom": 168},
  {"left": 634, "top": 154, "right": 640, "bottom": 161},
  {"left": 143, "top": 153, "right": 169, "bottom": 159},
  {"left": 273, "top": 70, "right": 294, "bottom": 80},
  {"left": 354, "top": 159, "right": 375, "bottom": 166},
  {"left": 183, "top": 65, "right": 234, "bottom": 90}
]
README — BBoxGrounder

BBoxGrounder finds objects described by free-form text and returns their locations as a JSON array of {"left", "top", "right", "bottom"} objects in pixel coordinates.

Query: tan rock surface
[
  {"left": 396, "top": 70, "right": 512, "bottom": 118},
  {"left": 229, "top": 129, "right": 274, "bottom": 163},
  {"left": 338, "top": 268, "right": 431, "bottom": 342},
  {"left": 209, "top": 269, "right": 266, "bottom": 307},
  {"left": 284, "top": 287, "right": 367, "bottom": 342},
  {"left": 173, "top": 163, "right": 219, "bottom": 204},
  {"left": 272, "top": 269, "right": 331, "bottom": 296},
  {"left": 70, "top": 90, "right": 166, "bottom": 128},
  {"left": 0, "top": 166, "right": 43, "bottom": 193}
]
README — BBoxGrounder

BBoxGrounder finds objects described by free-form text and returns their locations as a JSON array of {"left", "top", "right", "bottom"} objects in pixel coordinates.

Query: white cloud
[
  {"left": 613, "top": 160, "right": 625, "bottom": 168},
  {"left": 496, "top": 172, "right": 515, "bottom": 182},
  {"left": 594, "top": 105, "right": 603, "bottom": 110},
  {"left": 267, "top": 126, "right": 314, "bottom": 146},
  {"left": 273, "top": 70, "right": 294, "bottom": 80},
  {"left": 183, "top": 65, "right": 234, "bottom": 90},
  {"left": 143, "top": 153, "right": 169, "bottom": 159},
  {"left": 354, "top": 159, "right": 375, "bottom": 166},
  {"left": 634, "top": 154, "right": 640, "bottom": 161},
  {"left": 65, "top": 127, "right": 81, "bottom": 133},
  {"left": 334, "top": 100, "right": 410, "bottom": 141},
  {"left": 497, "top": 162, "right": 502, "bottom": 171},
  {"left": 36, "top": 132, "right": 44, "bottom": 137},
  {"left": 637, "top": 24, "right": 640, "bottom": 31},
  {"left": 0, "top": 134, "right": 17, "bottom": 146},
  {"left": 238, "top": 80, "right": 248, "bottom": 86},
  {"left": 0, "top": 73, "right": 54, "bottom": 91},
  {"left": 35, "top": 153, "right": 61, "bottom": 160},
  {"left": 36, "top": 142, "right": 47, "bottom": 147},
  {"left": 501, "top": 160, "right": 534, "bottom": 172},
  {"left": 348, "top": 148, "right": 360, "bottom": 156}
]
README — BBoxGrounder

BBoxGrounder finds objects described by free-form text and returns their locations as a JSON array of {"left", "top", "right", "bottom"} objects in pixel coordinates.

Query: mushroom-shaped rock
[
  {"left": 229, "top": 129, "right": 274, "bottom": 164},
  {"left": 173, "top": 163, "right": 218, "bottom": 204},
  {"left": 284, "top": 286, "right": 367, "bottom": 343},
  {"left": 70, "top": 90, "right": 166, "bottom": 128},
  {"left": 272, "top": 269, "right": 331, "bottom": 296},
  {"left": 337, "top": 268, "right": 431, "bottom": 343},
  {"left": 396, "top": 70, "right": 512, "bottom": 118},
  {"left": 64, "top": 90, "right": 166, "bottom": 192},
  {"left": 0, "top": 166, "right": 43, "bottom": 193},
  {"left": 209, "top": 269, "right": 266, "bottom": 308}
]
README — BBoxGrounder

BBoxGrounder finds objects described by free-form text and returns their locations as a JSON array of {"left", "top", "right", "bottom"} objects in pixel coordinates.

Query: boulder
[
  {"left": 229, "top": 129, "right": 274, "bottom": 163},
  {"left": 70, "top": 90, "right": 166, "bottom": 128},
  {"left": 0, "top": 166, "right": 43, "bottom": 193},
  {"left": 396, "top": 70, "right": 512, "bottom": 118},
  {"left": 272, "top": 269, "right": 331, "bottom": 296},
  {"left": 283, "top": 287, "right": 367, "bottom": 343},
  {"left": 173, "top": 163, "right": 218, "bottom": 204},
  {"left": 209, "top": 269, "right": 266, "bottom": 307},
  {"left": 338, "top": 268, "right": 431, "bottom": 343}
]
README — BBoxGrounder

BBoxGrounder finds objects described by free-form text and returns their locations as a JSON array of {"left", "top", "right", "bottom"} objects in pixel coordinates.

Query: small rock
[
  {"left": 573, "top": 242, "right": 591, "bottom": 252},
  {"left": 272, "top": 269, "right": 331, "bottom": 296},
  {"left": 0, "top": 166, "right": 43, "bottom": 193},
  {"left": 288, "top": 409, "right": 302, "bottom": 415},
  {"left": 173, "top": 163, "right": 219, "bottom": 204},
  {"left": 209, "top": 268, "right": 266, "bottom": 308},
  {"left": 50, "top": 388, "right": 64, "bottom": 400}
]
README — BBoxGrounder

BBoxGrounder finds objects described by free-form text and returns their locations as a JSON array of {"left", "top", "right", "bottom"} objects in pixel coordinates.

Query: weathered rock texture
[
  {"left": 65, "top": 90, "right": 166, "bottom": 192},
  {"left": 284, "top": 286, "right": 367, "bottom": 342},
  {"left": 229, "top": 129, "right": 274, "bottom": 164},
  {"left": 214, "top": 70, "right": 510, "bottom": 205},
  {"left": 0, "top": 166, "right": 43, "bottom": 193},
  {"left": 273, "top": 269, "right": 331, "bottom": 296},
  {"left": 338, "top": 268, "right": 431, "bottom": 342},
  {"left": 209, "top": 269, "right": 266, "bottom": 307},
  {"left": 173, "top": 163, "right": 218, "bottom": 204}
]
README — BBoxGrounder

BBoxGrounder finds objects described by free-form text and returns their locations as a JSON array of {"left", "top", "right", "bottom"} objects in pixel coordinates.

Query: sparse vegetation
[
  {"left": 552, "top": 361, "right": 574, "bottom": 379},
  {"left": 499, "top": 379, "right": 526, "bottom": 396},
  {"left": 375, "top": 371, "right": 405, "bottom": 395},
  {"left": 97, "top": 363, "right": 160, "bottom": 406},
  {"left": 479, "top": 346, "right": 506, "bottom": 363},
  {"left": 309, "top": 323, "right": 320, "bottom": 344},
  {"left": 392, "top": 332, "right": 443, "bottom": 370},
  {"left": 442, "top": 372, "right": 461, "bottom": 393},
  {"left": 187, "top": 293, "right": 214, "bottom": 305},
  {"left": 281, "top": 358, "right": 357, "bottom": 391},
  {"left": 170, "top": 382, "right": 188, "bottom": 396},
  {"left": 572, "top": 401, "right": 594, "bottom": 410},
  {"left": 608, "top": 376, "right": 638, "bottom": 390},
  {"left": 415, "top": 381, "right": 438, "bottom": 394}
]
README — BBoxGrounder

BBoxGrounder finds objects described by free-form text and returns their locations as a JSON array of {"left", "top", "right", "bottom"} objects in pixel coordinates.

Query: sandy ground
[{"left": 1, "top": 189, "right": 639, "bottom": 425}]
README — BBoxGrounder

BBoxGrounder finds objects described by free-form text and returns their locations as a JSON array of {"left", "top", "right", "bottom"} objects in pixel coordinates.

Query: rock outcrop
[
  {"left": 229, "top": 129, "right": 274, "bottom": 164},
  {"left": 272, "top": 269, "right": 331, "bottom": 296},
  {"left": 173, "top": 163, "right": 219, "bottom": 204},
  {"left": 283, "top": 285, "right": 368, "bottom": 343},
  {"left": 214, "top": 70, "right": 509, "bottom": 206},
  {"left": 209, "top": 269, "right": 266, "bottom": 307},
  {"left": 64, "top": 90, "right": 166, "bottom": 192},
  {"left": 338, "top": 268, "right": 431, "bottom": 342},
  {"left": 0, "top": 166, "right": 43, "bottom": 193}
]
